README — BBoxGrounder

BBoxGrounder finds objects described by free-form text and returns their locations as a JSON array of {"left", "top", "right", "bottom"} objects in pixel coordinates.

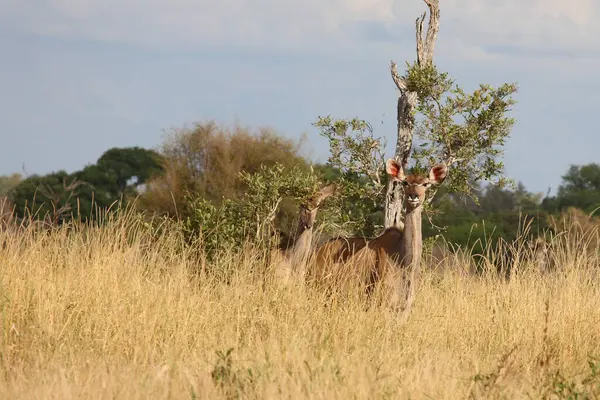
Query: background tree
[
  {"left": 0, "top": 173, "right": 21, "bottom": 226},
  {"left": 542, "top": 163, "right": 600, "bottom": 215},
  {"left": 94, "top": 146, "right": 163, "bottom": 199},
  {"left": 9, "top": 170, "right": 86, "bottom": 225},
  {"left": 73, "top": 146, "right": 164, "bottom": 217},
  {"left": 421, "top": 179, "right": 549, "bottom": 262},
  {"left": 8, "top": 147, "right": 163, "bottom": 224},
  {"left": 0, "top": 173, "right": 20, "bottom": 227}
]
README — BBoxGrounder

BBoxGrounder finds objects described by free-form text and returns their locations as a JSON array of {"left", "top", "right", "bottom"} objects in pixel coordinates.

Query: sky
[{"left": 0, "top": 0, "right": 599, "bottom": 196}]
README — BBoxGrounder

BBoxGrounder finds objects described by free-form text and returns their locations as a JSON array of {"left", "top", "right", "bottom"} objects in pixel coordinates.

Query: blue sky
[{"left": 1, "top": 0, "right": 599, "bottom": 195}]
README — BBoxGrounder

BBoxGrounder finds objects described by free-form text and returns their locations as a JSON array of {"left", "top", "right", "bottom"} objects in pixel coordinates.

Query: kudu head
[
  {"left": 386, "top": 159, "right": 448, "bottom": 211},
  {"left": 297, "top": 183, "right": 337, "bottom": 231}
]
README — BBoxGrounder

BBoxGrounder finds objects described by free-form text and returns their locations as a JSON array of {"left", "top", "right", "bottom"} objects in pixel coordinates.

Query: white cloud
[
  {"left": 2, "top": 0, "right": 599, "bottom": 59},
  {"left": 439, "top": 0, "right": 599, "bottom": 52}
]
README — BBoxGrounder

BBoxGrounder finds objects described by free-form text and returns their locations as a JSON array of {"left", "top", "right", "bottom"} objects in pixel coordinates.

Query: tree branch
[
  {"left": 415, "top": 12, "right": 426, "bottom": 64},
  {"left": 397, "top": 94, "right": 418, "bottom": 166},
  {"left": 416, "top": 0, "right": 440, "bottom": 66},
  {"left": 63, "top": 176, "right": 87, "bottom": 192},
  {"left": 390, "top": 61, "right": 408, "bottom": 92}
]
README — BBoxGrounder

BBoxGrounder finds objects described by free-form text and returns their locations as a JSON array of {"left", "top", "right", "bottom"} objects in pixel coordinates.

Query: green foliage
[
  {"left": 544, "top": 163, "right": 600, "bottom": 215},
  {"left": 8, "top": 147, "right": 163, "bottom": 224},
  {"left": 313, "top": 116, "right": 386, "bottom": 190},
  {"left": 424, "top": 181, "right": 549, "bottom": 256},
  {"left": 9, "top": 170, "right": 84, "bottom": 224},
  {"left": 94, "top": 146, "right": 163, "bottom": 198},
  {"left": 404, "top": 61, "right": 452, "bottom": 102},
  {"left": 312, "top": 116, "right": 386, "bottom": 236},
  {"left": 185, "top": 197, "right": 246, "bottom": 260},
  {"left": 183, "top": 163, "right": 323, "bottom": 259},
  {"left": 0, "top": 173, "right": 21, "bottom": 197},
  {"left": 407, "top": 62, "right": 518, "bottom": 197},
  {"left": 543, "top": 356, "right": 600, "bottom": 399}
]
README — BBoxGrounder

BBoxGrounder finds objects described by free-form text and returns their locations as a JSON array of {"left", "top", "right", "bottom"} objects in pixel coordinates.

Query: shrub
[{"left": 183, "top": 163, "right": 324, "bottom": 260}]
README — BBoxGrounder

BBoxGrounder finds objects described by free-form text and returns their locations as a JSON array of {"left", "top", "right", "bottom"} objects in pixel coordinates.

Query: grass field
[{"left": 1, "top": 215, "right": 599, "bottom": 399}]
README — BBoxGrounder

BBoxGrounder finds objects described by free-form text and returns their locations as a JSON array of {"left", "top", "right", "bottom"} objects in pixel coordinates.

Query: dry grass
[{"left": 1, "top": 214, "right": 599, "bottom": 399}]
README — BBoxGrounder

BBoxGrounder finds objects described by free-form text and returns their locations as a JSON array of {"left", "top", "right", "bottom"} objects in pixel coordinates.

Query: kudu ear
[
  {"left": 308, "top": 183, "right": 337, "bottom": 209},
  {"left": 317, "top": 183, "right": 337, "bottom": 201},
  {"left": 428, "top": 163, "right": 448, "bottom": 185},
  {"left": 386, "top": 159, "right": 405, "bottom": 180}
]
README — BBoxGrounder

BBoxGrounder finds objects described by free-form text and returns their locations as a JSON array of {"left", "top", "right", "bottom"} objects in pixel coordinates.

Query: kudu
[
  {"left": 273, "top": 183, "right": 337, "bottom": 284},
  {"left": 312, "top": 159, "right": 448, "bottom": 312}
]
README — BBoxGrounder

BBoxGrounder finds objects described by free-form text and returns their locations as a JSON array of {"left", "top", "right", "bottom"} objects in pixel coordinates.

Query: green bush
[{"left": 183, "top": 163, "right": 324, "bottom": 260}]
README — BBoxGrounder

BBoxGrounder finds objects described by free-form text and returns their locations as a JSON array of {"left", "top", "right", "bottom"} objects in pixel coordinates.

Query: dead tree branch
[{"left": 416, "top": 0, "right": 440, "bottom": 66}]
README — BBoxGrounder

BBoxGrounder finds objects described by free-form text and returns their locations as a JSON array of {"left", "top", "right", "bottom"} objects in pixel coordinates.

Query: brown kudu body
[{"left": 312, "top": 159, "right": 448, "bottom": 312}]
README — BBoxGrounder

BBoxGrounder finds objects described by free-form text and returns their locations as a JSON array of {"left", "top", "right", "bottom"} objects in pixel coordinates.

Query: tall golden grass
[{"left": 1, "top": 211, "right": 599, "bottom": 399}]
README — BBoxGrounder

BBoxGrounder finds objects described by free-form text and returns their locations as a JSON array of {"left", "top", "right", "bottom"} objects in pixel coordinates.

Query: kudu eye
[{"left": 401, "top": 180, "right": 408, "bottom": 186}]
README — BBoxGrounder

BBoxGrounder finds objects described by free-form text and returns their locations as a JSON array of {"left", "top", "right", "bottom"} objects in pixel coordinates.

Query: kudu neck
[
  {"left": 290, "top": 205, "right": 317, "bottom": 262},
  {"left": 402, "top": 205, "right": 423, "bottom": 268}
]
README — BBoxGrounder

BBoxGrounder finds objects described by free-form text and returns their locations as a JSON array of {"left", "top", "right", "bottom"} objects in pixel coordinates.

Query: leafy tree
[
  {"left": 71, "top": 147, "right": 164, "bottom": 217},
  {"left": 514, "top": 182, "right": 545, "bottom": 212},
  {"left": 94, "top": 146, "right": 163, "bottom": 198},
  {"left": 9, "top": 170, "right": 87, "bottom": 225},
  {"left": 313, "top": 0, "right": 518, "bottom": 237},
  {"left": 0, "top": 174, "right": 20, "bottom": 226},
  {"left": 9, "top": 147, "right": 163, "bottom": 224},
  {"left": 314, "top": 118, "right": 387, "bottom": 236},
  {"left": 544, "top": 163, "right": 600, "bottom": 215},
  {"left": 477, "top": 185, "right": 517, "bottom": 215}
]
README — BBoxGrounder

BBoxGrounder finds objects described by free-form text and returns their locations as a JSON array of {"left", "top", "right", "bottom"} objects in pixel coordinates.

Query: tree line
[{"left": 1, "top": 120, "right": 598, "bottom": 258}]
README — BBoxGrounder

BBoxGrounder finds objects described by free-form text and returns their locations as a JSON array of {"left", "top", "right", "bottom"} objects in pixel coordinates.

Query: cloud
[
  {"left": 3, "top": 0, "right": 599, "bottom": 59},
  {"left": 446, "top": 0, "right": 598, "bottom": 50},
  {"left": 1, "top": 0, "right": 396, "bottom": 51},
  {"left": 437, "top": 0, "right": 600, "bottom": 67}
]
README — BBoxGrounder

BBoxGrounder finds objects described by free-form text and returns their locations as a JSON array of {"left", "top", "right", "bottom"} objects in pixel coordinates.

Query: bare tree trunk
[{"left": 384, "top": 0, "right": 440, "bottom": 229}]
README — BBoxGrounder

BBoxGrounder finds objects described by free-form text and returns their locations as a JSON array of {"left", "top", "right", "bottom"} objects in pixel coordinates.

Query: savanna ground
[{"left": 1, "top": 213, "right": 599, "bottom": 399}]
